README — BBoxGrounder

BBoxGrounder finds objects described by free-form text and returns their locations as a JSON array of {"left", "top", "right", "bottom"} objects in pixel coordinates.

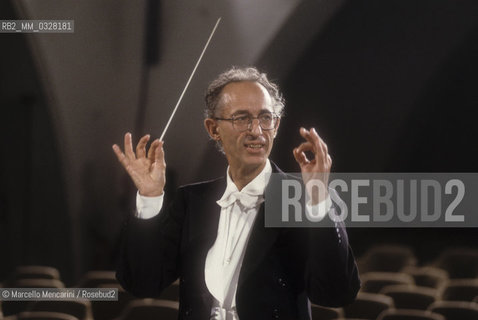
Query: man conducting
[{"left": 113, "top": 67, "right": 360, "bottom": 319}]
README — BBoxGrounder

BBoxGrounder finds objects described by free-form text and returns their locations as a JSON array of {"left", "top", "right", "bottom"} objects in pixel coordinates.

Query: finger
[
  {"left": 112, "top": 144, "right": 124, "bottom": 160},
  {"left": 299, "top": 127, "right": 320, "bottom": 147},
  {"left": 151, "top": 141, "right": 166, "bottom": 176},
  {"left": 293, "top": 147, "right": 309, "bottom": 167},
  {"left": 299, "top": 128, "right": 321, "bottom": 157},
  {"left": 295, "top": 141, "right": 314, "bottom": 155},
  {"left": 157, "top": 141, "right": 166, "bottom": 167},
  {"left": 136, "top": 134, "right": 150, "bottom": 159},
  {"left": 320, "top": 139, "right": 328, "bottom": 156},
  {"left": 112, "top": 144, "right": 130, "bottom": 168},
  {"left": 316, "top": 141, "right": 327, "bottom": 165},
  {"left": 297, "top": 136, "right": 330, "bottom": 168},
  {"left": 124, "top": 132, "right": 135, "bottom": 160},
  {"left": 313, "top": 128, "right": 329, "bottom": 158},
  {"left": 307, "top": 128, "right": 330, "bottom": 166},
  {"left": 327, "top": 154, "right": 332, "bottom": 166},
  {"left": 147, "top": 139, "right": 160, "bottom": 162}
]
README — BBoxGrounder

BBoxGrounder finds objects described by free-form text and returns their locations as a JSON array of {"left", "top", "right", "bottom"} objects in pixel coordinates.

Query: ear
[{"left": 204, "top": 118, "right": 221, "bottom": 140}]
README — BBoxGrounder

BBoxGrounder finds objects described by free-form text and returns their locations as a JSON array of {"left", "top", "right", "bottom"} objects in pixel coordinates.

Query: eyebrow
[{"left": 230, "top": 109, "right": 273, "bottom": 116}]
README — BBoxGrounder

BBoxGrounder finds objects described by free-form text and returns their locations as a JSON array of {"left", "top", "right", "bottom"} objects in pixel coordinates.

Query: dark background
[{"left": 1, "top": 0, "right": 477, "bottom": 285}]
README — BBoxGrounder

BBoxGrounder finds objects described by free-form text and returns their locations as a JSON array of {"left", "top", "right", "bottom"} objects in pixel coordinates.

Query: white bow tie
[{"left": 216, "top": 190, "right": 264, "bottom": 209}]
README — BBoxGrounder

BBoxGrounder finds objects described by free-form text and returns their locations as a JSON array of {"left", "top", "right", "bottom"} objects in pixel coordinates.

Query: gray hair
[{"left": 204, "top": 66, "right": 285, "bottom": 118}]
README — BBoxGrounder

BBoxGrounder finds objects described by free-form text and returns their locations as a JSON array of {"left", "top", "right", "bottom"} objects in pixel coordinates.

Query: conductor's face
[{"left": 205, "top": 81, "right": 279, "bottom": 172}]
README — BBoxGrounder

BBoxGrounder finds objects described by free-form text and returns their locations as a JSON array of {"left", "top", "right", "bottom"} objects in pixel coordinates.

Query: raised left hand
[{"left": 293, "top": 127, "right": 332, "bottom": 204}]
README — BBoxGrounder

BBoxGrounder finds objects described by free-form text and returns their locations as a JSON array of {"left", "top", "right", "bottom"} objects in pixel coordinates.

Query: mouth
[
  {"left": 245, "top": 144, "right": 264, "bottom": 149},
  {"left": 244, "top": 142, "right": 266, "bottom": 154}
]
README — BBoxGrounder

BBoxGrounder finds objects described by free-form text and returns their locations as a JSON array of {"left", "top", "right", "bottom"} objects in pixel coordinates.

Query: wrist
[
  {"left": 139, "top": 190, "right": 164, "bottom": 197},
  {"left": 308, "top": 190, "right": 329, "bottom": 206}
]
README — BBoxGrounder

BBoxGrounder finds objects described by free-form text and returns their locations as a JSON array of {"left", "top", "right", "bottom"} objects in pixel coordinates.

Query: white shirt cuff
[
  {"left": 305, "top": 195, "right": 333, "bottom": 221},
  {"left": 135, "top": 191, "right": 164, "bottom": 219}
]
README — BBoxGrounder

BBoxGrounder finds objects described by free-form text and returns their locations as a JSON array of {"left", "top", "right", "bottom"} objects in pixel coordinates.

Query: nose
[{"left": 249, "top": 118, "right": 263, "bottom": 134}]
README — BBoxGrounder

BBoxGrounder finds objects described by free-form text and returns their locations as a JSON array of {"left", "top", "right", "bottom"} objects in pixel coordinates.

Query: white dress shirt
[
  {"left": 135, "top": 160, "right": 332, "bottom": 320},
  {"left": 205, "top": 160, "right": 272, "bottom": 320}
]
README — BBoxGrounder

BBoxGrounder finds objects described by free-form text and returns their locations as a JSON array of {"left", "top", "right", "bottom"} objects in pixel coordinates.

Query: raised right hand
[{"left": 112, "top": 132, "right": 166, "bottom": 197}]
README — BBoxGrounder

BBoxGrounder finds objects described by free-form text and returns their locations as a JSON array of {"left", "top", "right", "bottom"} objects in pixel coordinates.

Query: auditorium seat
[
  {"left": 360, "top": 272, "right": 415, "bottom": 293},
  {"left": 380, "top": 284, "right": 437, "bottom": 310},
  {"left": 343, "top": 292, "right": 394, "bottom": 319},
  {"left": 332, "top": 319, "right": 377, "bottom": 320},
  {"left": 15, "top": 311, "right": 79, "bottom": 320},
  {"left": 1, "top": 300, "right": 29, "bottom": 317},
  {"left": 28, "top": 300, "right": 92, "bottom": 320},
  {"left": 440, "top": 279, "right": 478, "bottom": 302},
  {"left": 13, "top": 266, "right": 60, "bottom": 282},
  {"left": 14, "top": 279, "right": 65, "bottom": 289},
  {"left": 1, "top": 280, "right": 65, "bottom": 316},
  {"left": 159, "top": 279, "right": 179, "bottom": 301},
  {"left": 377, "top": 309, "right": 445, "bottom": 320},
  {"left": 432, "top": 247, "right": 478, "bottom": 279},
  {"left": 75, "top": 271, "right": 118, "bottom": 288},
  {"left": 428, "top": 300, "right": 478, "bottom": 320},
  {"left": 92, "top": 283, "right": 136, "bottom": 320},
  {"left": 114, "top": 299, "right": 179, "bottom": 320},
  {"left": 401, "top": 266, "right": 448, "bottom": 289},
  {"left": 358, "top": 245, "right": 417, "bottom": 273},
  {"left": 3, "top": 266, "right": 61, "bottom": 288},
  {"left": 310, "top": 304, "right": 343, "bottom": 320}
]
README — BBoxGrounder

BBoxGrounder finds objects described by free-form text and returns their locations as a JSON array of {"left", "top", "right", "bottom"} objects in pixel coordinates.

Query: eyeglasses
[{"left": 214, "top": 113, "right": 279, "bottom": 132}]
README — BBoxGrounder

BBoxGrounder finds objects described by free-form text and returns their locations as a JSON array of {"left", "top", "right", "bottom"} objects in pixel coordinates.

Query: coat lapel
[
  {"left": 189, "top": 177, "right": 226, "bottom": 248},
  {"left": 237, "top": 161, "right": 285, "bottom": 287},
  {"left": 237, "top": 203, "right": 281, "bottom": 287},
  {"left": 191, "top": 163, "right": 287, "bottom": 289}
]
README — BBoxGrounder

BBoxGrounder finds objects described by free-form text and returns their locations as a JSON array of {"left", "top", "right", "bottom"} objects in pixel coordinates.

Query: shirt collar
[{"left": 218, "top": 159, "right": 272, "bottom": 202}]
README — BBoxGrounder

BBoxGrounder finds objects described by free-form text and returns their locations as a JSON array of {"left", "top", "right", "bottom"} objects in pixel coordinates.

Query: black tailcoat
[{"left": 116, "top": 163, "right": 360, "bottom": 319}]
